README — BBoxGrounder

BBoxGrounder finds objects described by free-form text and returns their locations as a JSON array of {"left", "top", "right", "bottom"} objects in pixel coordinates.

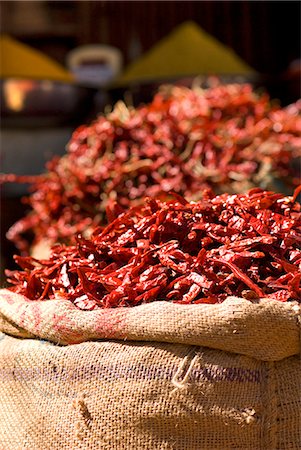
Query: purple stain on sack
[{"left": 0, "top": 361, "right": 261, "bottom": 388}]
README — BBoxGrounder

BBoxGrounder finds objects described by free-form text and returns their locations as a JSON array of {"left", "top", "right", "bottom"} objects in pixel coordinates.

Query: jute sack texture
[{"left": 0, "top": 288, "right": 300, "bottom": 450}]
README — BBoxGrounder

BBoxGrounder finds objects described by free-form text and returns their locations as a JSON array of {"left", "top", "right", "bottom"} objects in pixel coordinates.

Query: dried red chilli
[
  {"left": 1, "top": 82, "right": 301, "bottom": 252},
  {"left": 5, "top": 188, "right": 301, "bottom": 308}
]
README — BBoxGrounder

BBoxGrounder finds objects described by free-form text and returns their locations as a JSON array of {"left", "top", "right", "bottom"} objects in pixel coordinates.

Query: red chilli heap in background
[
  {"left": 6, "top": 188, "right": 301, "bottom": 308},
  {"left": 2, "top": 82, "right": 301, "bottom": 253}
]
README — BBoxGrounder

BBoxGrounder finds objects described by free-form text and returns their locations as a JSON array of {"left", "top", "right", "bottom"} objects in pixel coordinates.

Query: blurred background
[
  {"left": 1, "top": 1, "right": 300, "bottom": 78},
  {"left": 0, "top": 0, "right": 300, "bottom": 279}
]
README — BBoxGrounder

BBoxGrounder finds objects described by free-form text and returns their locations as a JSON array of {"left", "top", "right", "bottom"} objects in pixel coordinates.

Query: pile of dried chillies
[
  {"left": 2, "top": 82, "right": 301, "bottom": 253},
  {"left": 6, "top": 188, "right": 301, "bottom": 308}
]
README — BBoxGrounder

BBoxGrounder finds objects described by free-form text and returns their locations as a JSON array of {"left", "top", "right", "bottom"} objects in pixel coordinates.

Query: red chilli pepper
[
  {"left": 1, "top": 83, "right": 300, "bottom": 253},
  {"left": 5, "top": 188, "right": 301, "bottom": 308}
]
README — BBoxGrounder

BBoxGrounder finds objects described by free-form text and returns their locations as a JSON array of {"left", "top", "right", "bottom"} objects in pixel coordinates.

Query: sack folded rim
[{"left": 0, "top": 288, "right": 300, "bottom": 361}]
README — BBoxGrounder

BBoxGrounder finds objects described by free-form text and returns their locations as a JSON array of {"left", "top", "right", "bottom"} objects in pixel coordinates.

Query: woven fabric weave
[
  {"left": 0, "top": 289, "right": 300, "bottom": 449},
  {"left": 0, "top": 289, "right": 300, "bottom": 360}
]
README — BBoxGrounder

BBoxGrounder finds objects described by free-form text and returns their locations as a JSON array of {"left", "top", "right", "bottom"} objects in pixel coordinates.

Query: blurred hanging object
[
  {"left": 0, "top": 35, "right": 73, "bottom": 83},
  {"left": 116, "top": 21, "right": 256, "bottom": 86},
  {"left": 67, "top": 45, "right": 123, "bottom": 87}
]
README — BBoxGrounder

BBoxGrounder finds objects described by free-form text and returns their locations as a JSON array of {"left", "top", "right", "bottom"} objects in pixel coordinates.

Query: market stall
[{"left": 0, "top": 3, "right": 300, "bottom": 449}]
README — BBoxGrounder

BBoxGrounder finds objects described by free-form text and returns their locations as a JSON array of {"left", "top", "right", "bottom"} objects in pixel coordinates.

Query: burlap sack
[{"left": 0, "top": 288, "right": 300, "bottom": 449}]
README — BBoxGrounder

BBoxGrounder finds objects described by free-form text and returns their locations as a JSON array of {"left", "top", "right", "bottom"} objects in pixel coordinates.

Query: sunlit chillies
[
  {"left": 6, "top": 188, "right": 301, "bottom": 308},
  {"left": 2, "top": 82, "right": 300, "bottom": 253}
]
